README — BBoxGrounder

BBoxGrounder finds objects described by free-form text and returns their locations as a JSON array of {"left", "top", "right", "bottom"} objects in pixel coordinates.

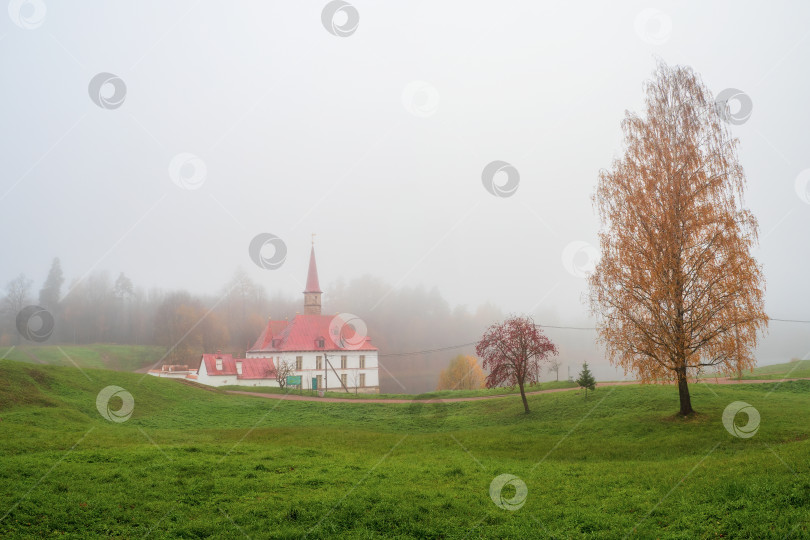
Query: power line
[
  {"left": 376, "top": 317, "right": 810, "bottom": 358},
  {"left": 536, "top": 324, "right": 597, "bottom": 330},
  {"left": 378, "top": 325, "right": 596, "bottom": 357},
  {"left": 379, "top": 342, "right": 478, "bottom": 358}
]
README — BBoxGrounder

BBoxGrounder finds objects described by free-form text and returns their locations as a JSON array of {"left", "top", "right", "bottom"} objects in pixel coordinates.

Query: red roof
[
  {"left": 304, "top": 246, "right": 322, "bottom": 293},
  {"left": 250, "top": 319, "right": 291, "bottom": 351},
  {"left": 198, "top": 353, "right": 276, "bottom": 380},
  {"left": 249, "top": 314, "right": 377, "bottom": 353}
]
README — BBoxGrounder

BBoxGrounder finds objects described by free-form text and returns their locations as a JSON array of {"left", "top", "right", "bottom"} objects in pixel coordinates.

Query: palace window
[
  {"left": 359, "top": 355, "right": 365, "bottom": 368},
  {"left": 341, "top": 374, "right": 347, "bottom": 387},
  {"left": 236, "top": 362, "right": 243, "bottom": 375},
  {"left": 316, "top": 338, "right": 325, "bottom": 348},
  {"left": 295, "top": 356, "right": 303, "bottom": 370},
  {"left": 360, "top": 373, "right": 366, "bottom": 387},
  {"left": 316, "top": 356, "right": 322, "bottom": 370},
  {"left": 340, "top": 355, "right": 347, "bottom": 369},
  {"left": 215, "top": 358, "right": 223, "bottom": 370}
]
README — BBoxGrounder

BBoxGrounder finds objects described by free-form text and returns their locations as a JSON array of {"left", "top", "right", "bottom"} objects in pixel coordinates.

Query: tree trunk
[
  {"left": 676, "top": 367, "right": 693, "bottom": 416},
  {"left": 518, "top": 380, "right": 530, "bottom": 413}
]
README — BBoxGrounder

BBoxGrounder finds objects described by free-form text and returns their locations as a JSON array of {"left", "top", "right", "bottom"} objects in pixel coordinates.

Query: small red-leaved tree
[{"left": 476, "top": 315, "right": 559, "bottom": 413}]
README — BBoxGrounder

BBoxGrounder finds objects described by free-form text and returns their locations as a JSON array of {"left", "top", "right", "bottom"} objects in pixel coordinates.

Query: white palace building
[{"left": 169, "top": 245, "right": 380, "bottom": 393}]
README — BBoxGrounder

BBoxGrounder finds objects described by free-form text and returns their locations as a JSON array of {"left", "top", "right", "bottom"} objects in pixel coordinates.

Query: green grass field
[
  {"left": 1, "top": 359, "right": 808, "bottom": 538},
  {"left": 1, "top": 344, "right": 165, "bottom": 372}
]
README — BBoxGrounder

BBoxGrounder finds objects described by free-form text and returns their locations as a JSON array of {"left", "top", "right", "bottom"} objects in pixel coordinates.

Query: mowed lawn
[{"left": 0, "top": 360, "right": 808, "bottom": 539}]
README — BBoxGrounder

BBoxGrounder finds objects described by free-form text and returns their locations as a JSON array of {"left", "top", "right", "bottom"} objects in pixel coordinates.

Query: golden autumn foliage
[
  {"left": 436, "top": 355, "right": 486, "bottom": 391},
  {"left": 588, "top": 62, "right": 768, "bottom": 415}
]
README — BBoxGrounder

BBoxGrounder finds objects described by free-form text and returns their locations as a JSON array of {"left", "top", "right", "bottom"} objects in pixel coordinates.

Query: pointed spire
[
  {"left": 304, "top": 238, "right": 323, "bottom": 315},
  {"left": 304, "top": 245, "right": 322, "bottom": 293}
]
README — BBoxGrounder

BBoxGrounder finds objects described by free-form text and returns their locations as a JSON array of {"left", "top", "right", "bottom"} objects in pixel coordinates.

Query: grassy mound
[
  {"left": 741, "top": 358, "right": 810, "bottom": 380},
  {"left": 2, "top": 344, "right": 165, "bottom": 372}
]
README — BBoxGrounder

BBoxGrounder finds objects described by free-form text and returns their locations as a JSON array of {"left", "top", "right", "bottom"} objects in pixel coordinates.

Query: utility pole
[{"left": 324, "top": 351, "right": 350, "bottom": 393}]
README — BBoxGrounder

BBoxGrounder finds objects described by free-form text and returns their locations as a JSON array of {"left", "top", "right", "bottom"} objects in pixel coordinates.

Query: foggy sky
[{"left": 2, "top": 1, "right": 809, "bottom": 369}]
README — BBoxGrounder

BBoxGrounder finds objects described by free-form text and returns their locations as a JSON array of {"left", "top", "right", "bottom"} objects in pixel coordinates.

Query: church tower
[{"left": 303, "top": 240, "right": 322, "bottom": 315}]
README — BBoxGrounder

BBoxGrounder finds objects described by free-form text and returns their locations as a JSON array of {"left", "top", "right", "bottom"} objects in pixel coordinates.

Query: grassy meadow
[
  {"left": 1, "top": 344, "right": 164, "bottom": 372},
  {"left": 1, "top": 358, "right": 808, "bottom": 538}
]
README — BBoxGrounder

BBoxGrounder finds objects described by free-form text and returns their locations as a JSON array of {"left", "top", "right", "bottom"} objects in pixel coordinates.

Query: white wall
[
  {"left": 192, "top": 352, "right": 379, "bottom": 391},
  {"left": 247, "top": 350, "right": 379, "bottom": 391},
  {"left": 195, "top": 359, "right": 281, "bottom": 388},
  {"left": 148, "top": 371, "right": 193, "bottom": 379}
]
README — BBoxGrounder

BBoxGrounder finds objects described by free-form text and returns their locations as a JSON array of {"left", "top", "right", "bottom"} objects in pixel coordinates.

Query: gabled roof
[
  {"left": 250, "top": 319, "right": 291, "bottom": 351},
  {"left": 238, "top": 357, "right": 277, "bottom": 379},
  {"left": 304, "top": 246, "right": 322, "bottom": 293},
  {"left": 198, "top": 353, "right": 276, "bottom": 380},
  {"left": 248, "top": 314, "right": 377, "bottom": 353}
]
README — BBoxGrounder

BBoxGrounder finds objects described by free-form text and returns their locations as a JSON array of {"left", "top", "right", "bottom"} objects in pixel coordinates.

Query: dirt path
[{"left": 225, "top": 377, "right": 810, "bottom": 404}]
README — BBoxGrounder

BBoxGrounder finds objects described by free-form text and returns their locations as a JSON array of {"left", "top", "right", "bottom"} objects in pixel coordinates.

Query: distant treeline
[{"left": 1, "top": 258, "right": 503, "bottom": 392}]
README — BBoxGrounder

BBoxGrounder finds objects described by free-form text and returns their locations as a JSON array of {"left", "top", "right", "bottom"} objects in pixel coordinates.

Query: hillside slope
[
  {"left": 742, "top": 358, "right": 810, "bottom": 380},
  {"left": 0, "top": 360, "right": 808, "bottom": 538},
  {"left": 2, "top": 344, "right": 165, "bottom": 372}
]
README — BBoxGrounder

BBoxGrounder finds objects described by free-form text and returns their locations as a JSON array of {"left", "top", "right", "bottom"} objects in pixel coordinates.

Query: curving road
[{"left": 224, "top": 377, "right": 809, "bottom": 404}]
